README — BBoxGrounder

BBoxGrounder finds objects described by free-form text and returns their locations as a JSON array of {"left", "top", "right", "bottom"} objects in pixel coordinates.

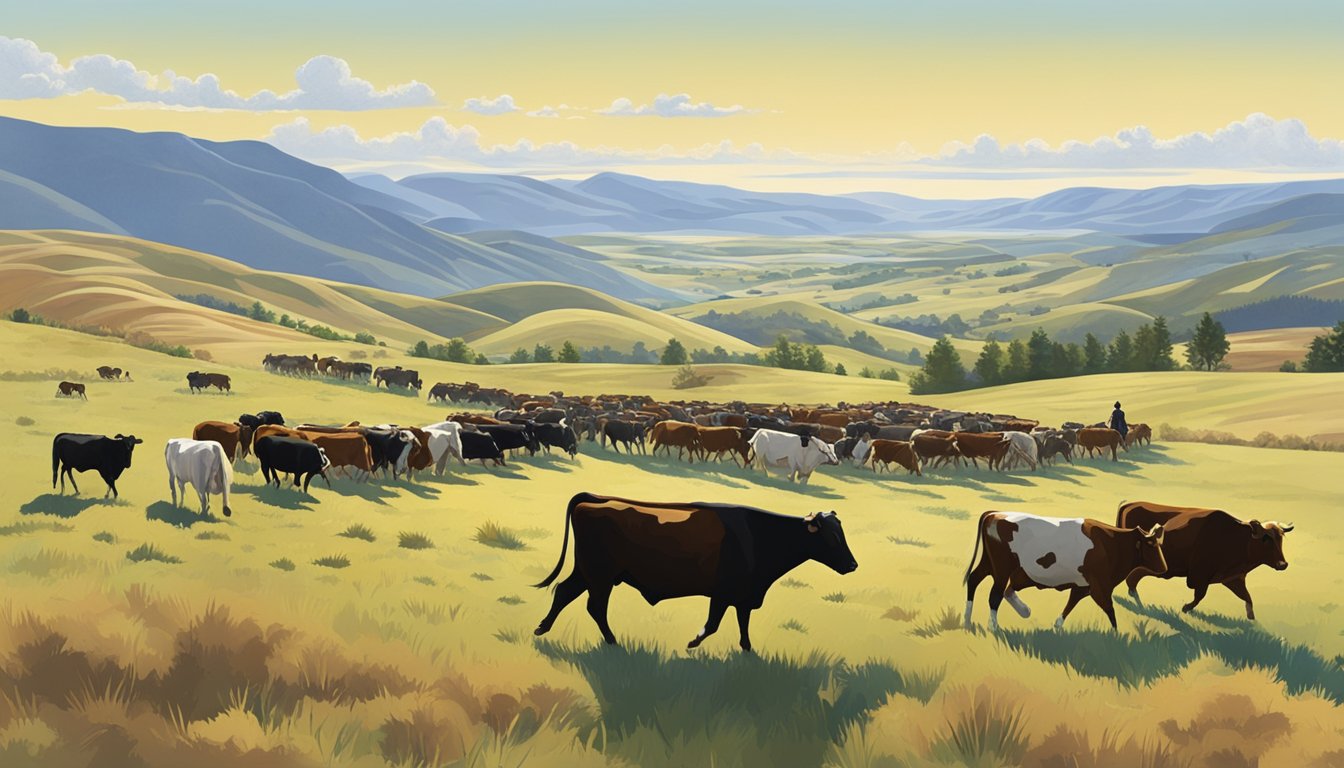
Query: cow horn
[{"left": 1281, "top": 522, "right": 1295, "bottom": 533}]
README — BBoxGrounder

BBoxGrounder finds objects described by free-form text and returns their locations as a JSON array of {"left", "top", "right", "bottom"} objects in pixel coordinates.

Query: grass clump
[
  {"left": 887, "top": 535, "right": 931, "bottom": 548},
  {"left": 398, "top": 531, "right": 434, "bottom": 550},
  {"left": 126, "top": 543, "right": 181, "bottom": 564},
  {"left": 930, "top": 688, "right": 1030, "bottom": 767},
  {"left": 413, "top": 575, "right": 437, "bottom": 586},
  {"left": 780, "top": 578, "right": 809, "bottom": 589},
  {"left": 337, "top": 523, "right": 377, "bottom": 542},
  {"left": 270, "top": 558, "right": 296, "bottom": 571},
  {"left": 780, "top": 619, "right": 808, "bottom": 633},
  {"left": 15, "top": 416, "right": 34, "bottom": 427},
  {"left": 195, "top": 530, "right": 230, "bottom": 541},
  {"left": 913, "top": 607, "right": 963, "bottom": 638},
  {"left": 313, "top": 555, "right": 351, "bottom": 569},
  {"left": 91, "top": 530, "right": 116, "bottom": 544},
  {"left": 474, "top": 522, "right": 527, "bottom": 550},
  {"left": 471, "top": 572, "right": 494, "bottom": 581},
  {"left": 822, "top": 592, "right": 846, "bottom": 603},
  {"left": 497, "top": 595, "right": 524, "bottom": 605}
]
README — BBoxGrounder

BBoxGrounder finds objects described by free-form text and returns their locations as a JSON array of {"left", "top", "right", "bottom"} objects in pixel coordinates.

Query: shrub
[
  {"left": 15, "top": 416, "right": 34, "bottom": 427},
  {"left": 9, "top": 307, "right": 31, "bottom": 323},
  {"left": 92, "top": 531, "right": 116, "bottom": 544},
  {"left": 671, "top": 364, "right": 712, "bottom": 390},
  {"left": 474, "top": 522, "right": 527, "bottom": 550},
  {"left": 270, "top": 558, "right": 296, "bottom": 571},
  {"left": 313, "top": 554, "right": 351, "bottom": 569},
  {"left": 337, "top": 523, "right": 376, "bottom": 542},
  {"left": 193, "top": 349, "right": 213, "bottom": 361},
  {"left": 126, "top": 543, "right": 181, "bottom": 564},
  {"left": 399, "top": 531, "right": 435, "bottom": 550},
  {"left": 194, "top": 530, "right": 230, "bottom": 541},
  {"left": 1279, "top": 360, "right": 1298, "bottom": 372}
]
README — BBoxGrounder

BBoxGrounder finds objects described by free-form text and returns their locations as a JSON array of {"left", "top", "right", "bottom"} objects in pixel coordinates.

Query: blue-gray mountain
[{"left": 0, "top": 117, "right": 673, "bottom": 301}]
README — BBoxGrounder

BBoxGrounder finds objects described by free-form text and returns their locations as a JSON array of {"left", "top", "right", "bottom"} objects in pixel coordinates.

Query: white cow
[
  {"left": 1001, "top": 431, "right": 1039, "bottom": 471},
  {"left": 422, "top": 421, "right": 465, "bottom": 475},
  {"left": 165, "top": 438, "right": 233, "bottom": 518},
  {"left": 747, "top": 429, "right": 839, "bottom": 484},
  {"left": 850, "top": 434, "right": 873, "bottom": 467}
]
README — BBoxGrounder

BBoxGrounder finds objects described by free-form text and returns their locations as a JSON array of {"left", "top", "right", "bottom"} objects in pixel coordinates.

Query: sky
[{"left": 3, "top": 0, "right": 1343, "bottom": 197}]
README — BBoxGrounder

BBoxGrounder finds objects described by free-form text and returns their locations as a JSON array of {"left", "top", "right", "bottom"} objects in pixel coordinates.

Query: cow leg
[
  {"left": 103, "top": 473, "right": 118, "bottom": 498},
  {"left": 1089, "top": 585, "right": 1119, "bottom": 630},
  {"left": 1054, "top": 586, "right": 1089, "bottom": 629},
  {"left": 1223, "top": 576, "right": 1256, "bottom": 620},
  {"left": 987, "top": 578, "right": 1008, "bottom": 631},
  {"left": 1181, "top": 583, "right": 1209, "bottom": 614},
  {"left": 1125, "top": 570, "right": 1147, "bottom": 605},
  {"left": 168, "top": 472, "right": 178, "bottom": 506},
  {"left": 964, "top": 556, "right": 993, "bottom": 628},
  {"left": 535, "top": 571, "right": 587, "bottom": 636},
  {"left": 687, "top": 598, "right": 729, "bottom": 649},
  {"left": 735, "top": 606, "right": 754, "bottom": 653},
  {"left": 65, "top": 468, "right": 79, "bottom": 495},
  {"left": 585, "top": 584, "right": 617, "bottom": 645}
]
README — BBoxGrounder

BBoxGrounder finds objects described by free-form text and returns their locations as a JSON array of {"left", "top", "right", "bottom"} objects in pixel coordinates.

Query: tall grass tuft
[
  {"left": 398, "top": 531, "right": 434, "bottom": 550},
  {"left": 313, "top": 555, "right": 351, "bottom": 569},
  {"left": 126, "top": 543, "right": 181, "bottom": 564},
  {"left": 474, "top": 522, "right": 527, "bottom": 550},
  {"left": 913, "top": 607, "right": 963, "bottom": 638},
  {"left": 337, "top": 523, "right": 376, "bottom": 542},
  {"left": 269, "top": 558, "right": 295, "bottom": 571},
  {"left": 930, "top": 688, "right": 1030, "bottom": 767}
]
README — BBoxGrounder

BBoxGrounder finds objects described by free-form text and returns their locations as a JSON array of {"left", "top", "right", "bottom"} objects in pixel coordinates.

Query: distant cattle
[
  {"left": 96, "top": 366, "right": 128, "bottom": 381},
  {"left": 56, "top": 381, "right": 86, "bottom": 399},
  {"left": 374, "top": 366, "right": 422, "bottom": 390},
  {"left": 650, "top": 421, "right": 702, "bottom": 462},
  {"left": 865, "top": 439, "right": 921, "bottom": 475},
  {"left": 747, "top": 429, "right": 839, "bottom": 484},
  {"left": 263, "top": 353, "right": 317, "bottom": 376},
  {"left": 51, "top": 433, "right": 143, "bottom": 498},
  {"left": 187, "top": 371, "right": 231, "bottom": 394},
  {"left": 427, "top": 383, "right": 453, "bottom": 403},
  {"left": 1116, "top": 501, "right": 1292, "bottom": 620},
  {"left": 1077, "top": 427, "right": 1125, "bottom": 461},
  {"left": 255, "top": 436, "right": 330, "bottom": 492},
  {"left": 964, "top": 511, "right": 1167, "bottom": 630},
  {"left": 533, "top": 493, "right": 858, "bottom": 651},
  {"left": 238, "top": 411, "right": 285, "bottom": 430},
  {"left": 164, "top": 438, "right": 233, "bottom": 517},
  {"left": 191, "top": 420, "right": 253, "bottom": 462}
]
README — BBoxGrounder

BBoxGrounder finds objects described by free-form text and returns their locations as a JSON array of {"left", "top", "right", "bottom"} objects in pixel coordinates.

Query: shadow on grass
[
  {"left": 235, "top": 483, "right": 317, "bottom": 511},
  {"left": 988, "top": 598, "right": 1344, "bottom": 702},
  {"left": 20, "top": 494, "right": 128, "bottom": 518},
  {"left": 536, "top": 639, "right": 942, "bottom": 768},
  {"left": 591, "top": 447, "right": 844, "bottom": 499},
  {"left": 145, "top": 501, "right": 223, "bottom": 528}
]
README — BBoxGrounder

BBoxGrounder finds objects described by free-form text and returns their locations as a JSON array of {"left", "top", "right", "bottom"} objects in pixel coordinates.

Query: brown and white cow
[
  {"left": 1116, "top": 501, "right": 1292, "bottom": 620},
  {"left": 191, "top": 420, "right": 254, "bottom": 463},
  {"left": 964, "top": 511, "right": 1166, "bottom": 631},
  {"left": 1078, "top": 427, "right": 1125, "bottom": 461}
]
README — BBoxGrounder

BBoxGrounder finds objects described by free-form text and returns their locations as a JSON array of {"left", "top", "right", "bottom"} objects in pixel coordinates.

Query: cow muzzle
[{"left": 1273, "top": 561, "right": 1288, "bottom": 571}]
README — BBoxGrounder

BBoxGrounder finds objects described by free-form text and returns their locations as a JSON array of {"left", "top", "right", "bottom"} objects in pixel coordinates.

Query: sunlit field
[{"left": 2, "top": 322, "right": 1342, "bottom": 766}]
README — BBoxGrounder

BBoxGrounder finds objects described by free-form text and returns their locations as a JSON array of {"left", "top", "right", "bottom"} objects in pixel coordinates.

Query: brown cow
[
  {"left": 533, "top": 492, "right": 858, "bottom": 651},
  {"left": 56, "top": 381, "right": 87, "bottom": 399},
  {"left": 401, "top": 426, "right": 435, "bottom": 479},
  {"left": 650, "top": 420, "right": 701, "bottom": 462},
  {"left": 450, "top": 413, "right": 501, "bottom": 426},
  {"left": 964, "top": 510, "right": 1167, "bottom": 631},
  {"left": 1116, "top": 501, "right": 1292, "bottom": 620},
  {"left": 96, "top": 366, "right": 128, "bottom": 380},
  {"left": 1125, "top": 423, "right": 1153, "bottom": 448},
  {"left": 953, "top": 432, "right": 1012, "bottom": 470},
  {"left": 816, "top": 412, "right": 850, "bottom": 428},
  {"left": 1077, "top": 427, "right": 1125, "bottom": 461},
  {"left": 309, "top": 433, "right": 374, "bottom": 480},
  {"left": 192, "top": 420, "right": 254, "bottom": 462},
  {"left": 912, "top": 432, "right": 961, "bottom": 469},
  {"left": 865, "top": 439, "right": 921, "bottom": 475},
  {"left": 253, "top": 424, "right": 312, "bottom": 442},
  {"left": 695, "top": 426, "right": 751, "bottom": 466}
]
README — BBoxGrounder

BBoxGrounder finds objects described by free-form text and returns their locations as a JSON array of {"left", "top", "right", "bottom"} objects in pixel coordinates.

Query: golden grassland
[{"left": 1, "top": 322, "right": 1342, "bottom": 767}]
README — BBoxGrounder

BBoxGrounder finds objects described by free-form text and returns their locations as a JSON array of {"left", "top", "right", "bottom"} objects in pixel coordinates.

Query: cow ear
[
  {"left": 1248, "top": 520, "right": 1266, "bottom": 539},
  {"left": 807, "top": 524, "right": 819, "bottom": 533}
]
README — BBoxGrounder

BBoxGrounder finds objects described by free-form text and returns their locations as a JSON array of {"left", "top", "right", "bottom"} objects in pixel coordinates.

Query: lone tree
[
  {"left": 1185, "top": 312, "right": 1231, "bottom": 371},
  {"left": 660, "top": 337, "right": 688, "bottom": 365},
  {"left": 533, "top": 343, "right": 555, "bottom": 363},
  {"left": 1303, "top": 320, "right": 1344, "bottom": 372},
  {"left": 558, "top": 340, "right": 582, "bottom": 363},
  {"left": 908, "top": 336, "right": 966, "bottom": 394},
  {"left": 834, "top": 362, "right": 847, "bottom": 376}
]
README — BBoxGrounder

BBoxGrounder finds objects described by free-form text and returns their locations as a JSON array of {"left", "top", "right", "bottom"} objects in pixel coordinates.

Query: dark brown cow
[
  {"left": 192, "top": 420, "right": 253, "bottom": 462},
  {"left": 96, "top": 366, "right": 128, "bottom": 380},
  {"left": 533, "top": 492, "right": 858, "bottom": 651},
  {"left": 56, "top": 381, "right": 87, "bottom": 399},
  {"left": 964, "top": 510, "right": 1167, "bottom": 630},
  {"left": 912, "top": 432, "right": 961, "bottom": 469},
  {"left": 816, "top": 412, "right": 850, "bottom": 428},
  {"left": 1078, "top": 427, "right": 1125, "bottom": 461},
  {"left": 1116, "top": 501, "right": 1292, "bottom": 620},
  {"left": 401, "top": 426, "right": 435, "bottom": 478},
  {"left": 309, "top": 433, "right": 374, "bottom": 479},
  {"left": 865, "top": 439, "right": 921, "bottom": 475},
  {"left": 450, "top": 413, "right": 501, "bottom": 426},
  {"left": 186, "top": 372, "right": 231, "bottom": 394},
  {"left": 695, "top": 426, "right": 751, "bottom": 465},
  {"left": 650, "top": 421, "right": 701, "bottom": 462},
  {"left": 427, "top": 382, "right": 452, "bottom": 403},
  {"left": 953, "top": 432, "right": 1011, "bottom": 470}
]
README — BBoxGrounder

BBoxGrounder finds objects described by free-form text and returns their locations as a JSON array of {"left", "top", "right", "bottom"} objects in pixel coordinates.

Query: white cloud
[
  {"left": 927, "top": 114, "right": 1344, "bottom": 169},
  {"left": 599, "top": 93, "right": 754, "bottom": 118},
  {"left": 526, "top": 103, "right": 581, "bottom": 119},
  {"left": 462, "top": 94, "right": 519, "bottom": 115},
  {"left": 0, "top": 36, "right": 435, "bottom": 110}
]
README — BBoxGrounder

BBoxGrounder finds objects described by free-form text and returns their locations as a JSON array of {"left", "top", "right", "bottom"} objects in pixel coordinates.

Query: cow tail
[
  {"left": 51, "top": 438, "right": 60, "bottom": 488},
  {"left": 534, "top": 492, "right": 591, "bottom": 589},
  {"left": 1115, "top": 500, "right": 1130, "bottom": 527},
  {"left": 962, "top": 511, "right": 993, "bottom": 584}
]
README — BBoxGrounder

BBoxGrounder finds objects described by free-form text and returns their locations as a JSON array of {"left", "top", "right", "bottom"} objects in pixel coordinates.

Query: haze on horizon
[{"left": 3, "top": 0, "right": 1342, "bottom": 198}]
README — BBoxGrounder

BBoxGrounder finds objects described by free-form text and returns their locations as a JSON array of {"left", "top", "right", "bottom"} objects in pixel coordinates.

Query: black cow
[
  {"left": 600, "top": 420, "right": 646, "bottom": 454},
  {"left": 238, "top": 411, "right": 285, "bottom": 429},
  {"left": 255, "top": 436, "right": 330, "bottom": 492},
  {"left": 534, "top": 423, "right": 579, "bottom": 458},
  {"left": 460, "top": 431, "right": 506, "bottom": 466},
  {"left": 478, "top": 423, "right": 540, "bottom": 456},
  {"left": 845, "top": 421, "right": 881, "bottom": 439},
  {"left": 362, "top": 428, "right": 416, "bottom": 478},
  {"left": 51, "top": 433, "right": 143, "bottom": 498},
  {"left": 534, "top": 493, "right": 858, "bottom": 651}
]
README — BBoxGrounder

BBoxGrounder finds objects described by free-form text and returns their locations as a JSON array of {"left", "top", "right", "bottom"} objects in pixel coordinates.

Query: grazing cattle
[
  {"left": 533, "top": 493, "right": 858, "bottom": 651},
  {"left": 450, "top": 413, "right": 501, "bottom": 427},
  {"left": 1000, "top": 431, "right": 1039, "bottom": 471},
  {"left": 460, "top": 430, "right": 506, "bottom": 466},
  {"left": 51, "top": 433, "right": 143, "bottom": 498},
  {"left": 253, "top": 424, "right": 310, "bottom": 443},
  {"left": 695, "top": 426, "right": 751, "bottom": 466},
  {"left": 650, "top": 421, "right": 702, "bottom": 462},
  {"left": 309, "top": 433, "right": 375, "bottom": 480},
  {"left": 56, "top": 381, "right": 87, "bottom": 399},
  {"left": 427, "top": 382, "right": 452, "bottom": 403},
  {"left": 747, "top": 429, "right": 839, "bottom": 484},
  {"left": 1077, "top": 427, "right": 1125, "bottom": 461},
  {"left": 912, "top": 432, "right": 962, "bottom": 470},
  {"left": 865, "top": 439, "right": 921, "bottom": 475},
  {"left": 953, "top": 432, "right": 1012, "bottom": 470},
  {"left": 186, "top": 371, "right": 231, "bottom": 394},
  {"left": 421, "top": 422, "right": 465, "bottom": 473},
  {"left": 534, "top": 423, "right": 580, "bottom": 458},
  {"left": 400, "top": 427, "right": 435, "bottom": 478},
  {"left": 964, "top": 511, "right": 1167, "bottom": 630},
  {"left": 600, "top": 420, "right": 646, "bottom": 454},
  {"left": 1036, "top": 433, "right": 1073, "bottom": 465},
  {"left": 374, "top": 366, "right": 422, "bottom": 390},
  {"left": 254, "top": 436, "right": 330, "bottom": 492},
  {"left": 191, "top": 420, "right": 253, "bottom": 462},
  {"left": 816, "top": 412, "right": 850, "bottom": 428},
  {"left": 238, "top": 411, "right": 285, "bottom": 430},
  {"left": 478, "top": 423, "right": 540, "bottom": 456},
  {"left": 164, "top": 438, "right": 233, "bottom": 517},
  {"left": 362, "top": 428, "right": 417, "bottom": 478},
  {"left": 1126, "top": 423, "right": 1153, "bottom": 448},
  {"left": 96, "top": 366, "right": 128, "bottom": 380},
  {"left": 845, "top": 421, "right": 881, "bottom": 440},
  {"left": 1116, "top": 501, "right": 1292, "bottom": 620},
  {"left": 262, "top": 353, "right": 317, "bottom": 376}
]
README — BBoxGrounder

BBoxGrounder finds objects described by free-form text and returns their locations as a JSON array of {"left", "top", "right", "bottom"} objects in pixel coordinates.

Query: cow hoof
[
  {"left": 1181, "top": 604, "right": 1195, "bottom": 614},
  {"left": 533, "top": 625, "right": 550, "bottom": 636}
]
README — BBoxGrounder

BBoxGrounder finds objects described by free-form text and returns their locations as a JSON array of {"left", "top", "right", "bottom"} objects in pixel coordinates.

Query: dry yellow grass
[{"left": 1, "top": 320, "right": 1341, "bottom": 767}]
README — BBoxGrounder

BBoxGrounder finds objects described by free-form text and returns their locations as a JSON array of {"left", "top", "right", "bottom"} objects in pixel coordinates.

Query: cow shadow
[
  {"left": 589, "top": 449, "right": 754, "bottom": 491},
  {"left": 529, "top": 452, "right": 580, "bottom": 473},
  {"left": 231, "top": 461, "right": 261, "bottom": 477},
  {"left": 235, "top": 483, "right": 317, "bottom": 511},
  {"left": 379, "top": 479, "right": 442, "bottom": 500},
  {"left": 1130, "top": 445, "right": 1186, "bottom": 465},
  {"left": 145, "top": 501, "right": 223, "bottom": 528},
  {"left": 172, "top": 388, "right": 234, "bottom": 396},
  {"left": 320, "top": 479, "right": 400, "bottom": 505},
  {"left": 419, "top": 470, "right": 481, "bottom": 487},
  {"left": 20, "top": 494, "right": 128, "bottom": 518}
]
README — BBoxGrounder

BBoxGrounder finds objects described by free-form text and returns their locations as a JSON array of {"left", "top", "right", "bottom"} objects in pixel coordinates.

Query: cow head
[
  {"left": 814, "top": 439, "right": 840, "bottom": 466},
  {"left": 804, "top": 511, "right": 858, "bottom": 574},
  {"left": 112, "top": 434, "right": 144, "bottom": 466},
  {"left": 1247, "top": 520, "right": 1292, "bottom": 571},
  {"left": 1136, "top": 524, "right": 1167, "bottom": 575}
]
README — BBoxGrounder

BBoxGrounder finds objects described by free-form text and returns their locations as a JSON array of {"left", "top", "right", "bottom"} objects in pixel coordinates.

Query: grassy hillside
[{"left": 2, "top": 320, "right": 1341, "bottom": 767}]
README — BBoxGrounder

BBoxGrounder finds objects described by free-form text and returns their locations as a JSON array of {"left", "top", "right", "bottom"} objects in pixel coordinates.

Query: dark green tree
[
  {"left": 413, "top": 340, "right": 430, "bottom": 358},
  {"left": 509, "top": 347, "right": 531, "bottom": 364},
  {"left": 559, "top": 340, "right": 582, "bottom": 363},
  {"left": 1185, "top": 312, "right": 1230, "bottom": 371},
  {"left": 834, "top": 363, "right": 847, "bottom": 376},
  {"left": 533, "top": 343, "right": 555, "bottom": 363},
  {"left": 1026, "top": 328, "right": 1053, "bottom": 379},
  {"left": 1003, "top": 339, "right": 1029, "bottom": 382},
  {"left": 973, "top": 339, "right": 1004, "bottom": 386},
  {"left": 1107, "top": 330, "right": 1135, "bottom": 372},
  {"left": 660, "top": 337, "right": 688, "bottom": 365},
  {"left": 1303, "top": 321, "right": 1344, "bottom": 372},
  {"left": 1083, "top": 333, "right": 1107, "bottom": 374},
  {"left": 908, "top": 336, "right": 967, "bottom": 394},
  {"left": 803, "top": 344, "right": 828, "bottom": 372}
]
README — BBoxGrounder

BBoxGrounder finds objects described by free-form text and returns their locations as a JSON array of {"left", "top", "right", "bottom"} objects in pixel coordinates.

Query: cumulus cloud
[
  {"left": 927, "top": 114, "right": 1344, "bottom": 169},
  {"left": 526, "top": 103, "right": 582, "bottom": 119},
  {"left": 0, "top": 35, "right": 435, "bottom": 110},
  {"left": 462, "top": 94, "right": 519, "bottom": 115},
  {"left": 599, "top": 93, "right": 754, "bottom": 118}
]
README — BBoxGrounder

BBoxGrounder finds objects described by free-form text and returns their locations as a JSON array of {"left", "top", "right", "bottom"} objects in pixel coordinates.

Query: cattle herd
[{"left": 41, "top": 362, "right": 1294, "bottom": 651}]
